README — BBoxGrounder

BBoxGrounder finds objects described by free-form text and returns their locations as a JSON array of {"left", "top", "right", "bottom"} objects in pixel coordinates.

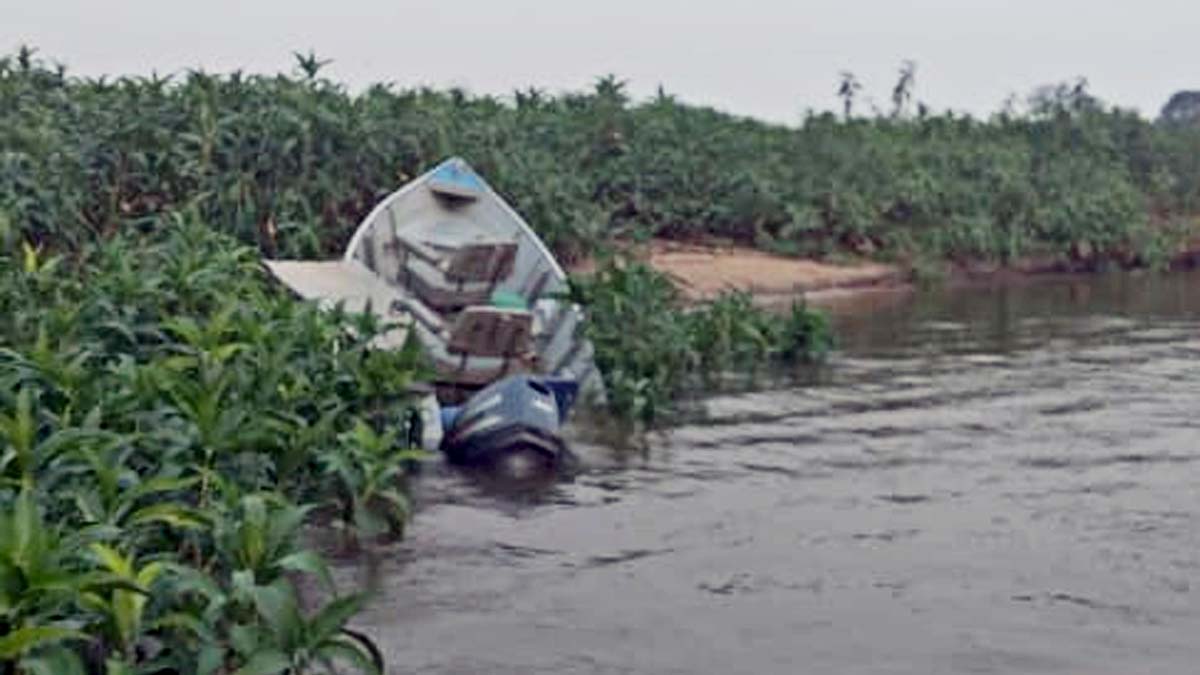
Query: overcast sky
[{"left": 5, "top": 0, "right": 1197, "bottom": 123}]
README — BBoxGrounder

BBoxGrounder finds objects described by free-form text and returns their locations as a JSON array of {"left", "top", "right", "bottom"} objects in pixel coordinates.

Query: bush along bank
[
  {"left": 568, "top": 259, "right": 834, "bottom": 424},
  {"left": 3, "top": 51, "right": 1200, "bottom": 271},
  {"left": 0, "top": 221, "right": 428, "bottom": 673}
]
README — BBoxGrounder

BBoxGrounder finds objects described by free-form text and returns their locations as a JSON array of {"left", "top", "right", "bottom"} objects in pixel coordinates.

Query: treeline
[{"left": 3, "top": 49, "right": 1199, "bottom": 269}]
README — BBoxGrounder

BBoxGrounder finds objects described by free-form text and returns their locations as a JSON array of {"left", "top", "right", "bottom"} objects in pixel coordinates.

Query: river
[{"left": 342, "top": 270, "right": 1200, "bottom": 674}]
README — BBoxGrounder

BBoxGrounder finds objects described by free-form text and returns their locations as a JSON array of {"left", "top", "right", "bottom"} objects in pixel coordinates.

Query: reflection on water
[
  {"left": 828, "top": 271, "right": 1200, "bottom": 357},
  {"left": 340, "top": 270, "right": 1200, "bottom": 675}
]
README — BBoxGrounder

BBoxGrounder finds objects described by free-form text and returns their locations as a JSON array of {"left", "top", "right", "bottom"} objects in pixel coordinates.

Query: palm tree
[
  {"left": 837, "top": 72, "right": 862, "bottom": 119},
  {"left": 293, "top": 50, "right": 332, "bottom": 80},
  {"left": 891, "top": 60, "right": 917, "bottom": 117}
]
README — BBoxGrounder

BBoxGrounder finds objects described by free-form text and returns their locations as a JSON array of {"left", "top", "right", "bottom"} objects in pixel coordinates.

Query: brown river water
[{"left": 339, "top": 270, "right": 1200, "bottom": 674}]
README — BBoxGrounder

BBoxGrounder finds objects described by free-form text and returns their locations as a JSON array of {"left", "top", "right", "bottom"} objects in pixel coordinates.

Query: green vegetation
[
  {"left": 3, "top": 51, "right": 1199, "bottom": 270},
  {"left": 0, "top": 222, "right": 425, "bottom": 673},
  {"left": 568, "top": 259, "right": 833, "bottom": 424}
]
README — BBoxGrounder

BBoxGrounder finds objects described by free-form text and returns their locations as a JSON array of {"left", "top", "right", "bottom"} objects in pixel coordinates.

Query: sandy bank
[
  {"left": 642, "top": 242, "right": 906, "bottom": 301},
  {"left": 568, "top": 232, "right": 1200, "bottom": 313}
]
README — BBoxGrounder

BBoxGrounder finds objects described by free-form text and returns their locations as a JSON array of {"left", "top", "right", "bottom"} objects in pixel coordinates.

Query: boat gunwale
[{"left": 342, "top": 157, "right": 570, "bottom": 290}]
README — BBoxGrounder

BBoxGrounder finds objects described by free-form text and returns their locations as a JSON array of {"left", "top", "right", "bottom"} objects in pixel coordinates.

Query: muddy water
[{"left": 346, "top": 271, "right": 1200, "bottom": 674}]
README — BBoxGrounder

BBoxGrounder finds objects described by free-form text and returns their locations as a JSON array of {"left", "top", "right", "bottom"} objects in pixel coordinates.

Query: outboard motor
[{"left": 439, "top": 375, "right": 579, "bottom": 474}]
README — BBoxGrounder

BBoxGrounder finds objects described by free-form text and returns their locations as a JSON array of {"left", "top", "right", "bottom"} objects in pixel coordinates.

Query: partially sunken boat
[{"left": 264, "top": 158, "right": 600, "bottom": 467}]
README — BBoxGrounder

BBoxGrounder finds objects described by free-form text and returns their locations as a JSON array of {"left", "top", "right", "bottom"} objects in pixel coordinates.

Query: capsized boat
[{"left": 264, "top": 158, "right": 601, "bottom": 468}]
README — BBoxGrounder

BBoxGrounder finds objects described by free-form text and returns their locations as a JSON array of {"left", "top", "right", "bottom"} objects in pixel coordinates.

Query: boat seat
[
  {"left": 449, "top": 242, "right": 517, "bottom": 282},
  {"left": 393, "top": 231, "right": 519, "bottom": 310},
  {"left": 392, "top": 297, "right": 536, "bottom": 388},
  {"left": 446, "top": 306, "right": 533, "bottom": 358}
]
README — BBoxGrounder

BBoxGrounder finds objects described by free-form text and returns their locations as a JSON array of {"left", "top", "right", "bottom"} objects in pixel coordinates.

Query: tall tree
[
  {"left": 837, "top": 71, "right": 862, "bottom": 119},
  {"left": 1161, "top": 91, "right": 1200, "bottom": 125},
  {"left": 891, "top": 60, "right": 917, "bottom": 117}
]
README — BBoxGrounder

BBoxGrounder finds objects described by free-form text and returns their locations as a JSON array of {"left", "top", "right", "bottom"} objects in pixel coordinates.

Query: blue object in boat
[{"left": 427, "top": 159, "right": 487, "bottom": 199}]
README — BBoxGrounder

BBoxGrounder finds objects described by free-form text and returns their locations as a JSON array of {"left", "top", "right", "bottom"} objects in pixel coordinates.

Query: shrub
[
  {"left": 568, "top": 259, "right": 833, "bottom": 424},
  {"left": 0, "top": 222, "right": 425, "bottom": 672}
]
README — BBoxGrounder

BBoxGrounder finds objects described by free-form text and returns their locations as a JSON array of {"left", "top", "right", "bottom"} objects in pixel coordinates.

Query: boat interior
[{"left": 264, "top": 158, "right": 600, "bottom": 403}]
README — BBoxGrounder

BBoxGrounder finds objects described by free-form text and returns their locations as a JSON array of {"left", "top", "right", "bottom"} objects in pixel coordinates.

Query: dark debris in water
[
  {"left": 491, "top": 542, "right": 562, "bottom": 559},
  {"left": 1011, "top": 592, "right": 1157, "bottom": 624},
  {"left": 583, "top": 548, "right": 675, "bottom": 568},
  {"left": 1018, "top": 453, "right": 1197, "bottom": 470},
  {"left": 736, "top": 462, "right": 809, "bottom": 479},
  {"left": 1038, "top": 397, "right": 1108, "bottom": 416},
  {"left": 698, "top": 573, "right": 755, "bottom": 596},
  {"left": 851, "top": 528, "right": 921, "bottom": 543},
  {"left": 876, "top": 493, "right": 933, "bottom": 504}
]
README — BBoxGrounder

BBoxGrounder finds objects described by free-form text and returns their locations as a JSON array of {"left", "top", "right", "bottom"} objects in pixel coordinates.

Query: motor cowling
[{"left": 439, "top": 375, "right": 578, "bottom": 471}]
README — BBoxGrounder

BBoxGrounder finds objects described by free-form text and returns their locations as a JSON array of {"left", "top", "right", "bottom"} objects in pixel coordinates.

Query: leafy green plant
[
  {"left": 0, "top": 223, "right": 420, "bottom": 672},
  {"left": 0, "top": 490, "right": 91, "bottom": 663},
  {"left": 168, "top": 493, "right": 382, "bottom": 675},
  {"left": 570, "top": 258, "right": 833, "bottom": 424},
  {"left": 80, "top": 543, "right": 165, "bottom": 662},
  {"left": 322, "top": 421, "right": 425, "bottom": 544}
]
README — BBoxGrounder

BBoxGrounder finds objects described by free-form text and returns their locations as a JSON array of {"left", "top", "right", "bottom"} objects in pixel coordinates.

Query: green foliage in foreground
[
  {"left": 568, "top": 260, "right": 833, "bottom": 423},
  {"left": 3, "top": 52, "right": 1200, "bottom": 269},
  {"left": 0, "top": 223, "right": 427, "bottom": 673}
]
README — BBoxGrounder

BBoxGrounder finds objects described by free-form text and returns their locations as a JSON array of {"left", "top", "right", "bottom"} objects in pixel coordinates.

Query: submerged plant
[
  {"left": 570, "top": 258, "right": 833, "bottom": 424},
  {"left": 322, "top": 421, "right": 424, "bottom": 545}
]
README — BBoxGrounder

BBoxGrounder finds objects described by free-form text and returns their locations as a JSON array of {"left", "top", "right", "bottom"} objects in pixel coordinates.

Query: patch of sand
[{"left": 644, "top": 242, "right": 905, "bottom": 301}]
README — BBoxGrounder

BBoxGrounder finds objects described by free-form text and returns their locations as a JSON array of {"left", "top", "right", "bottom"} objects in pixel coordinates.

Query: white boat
[{"left": 264, "top": 157, "right": 602, "bottom": 404}]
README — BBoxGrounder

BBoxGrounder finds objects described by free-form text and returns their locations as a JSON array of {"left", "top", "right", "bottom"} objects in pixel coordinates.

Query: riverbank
[
  {"left": 623, "top": 230, "right": 1200, "bottom": 310},
  {"left": 644, "top": 241, "right": 905, "bottom": 301}
]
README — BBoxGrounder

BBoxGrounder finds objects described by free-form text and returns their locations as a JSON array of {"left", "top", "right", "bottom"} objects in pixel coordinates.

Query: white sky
[{"left": 5, "top": 0, "right": 1198, "bottom": 123}]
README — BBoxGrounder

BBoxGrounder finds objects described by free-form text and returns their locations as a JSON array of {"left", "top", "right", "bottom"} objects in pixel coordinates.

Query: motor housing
[{"left": 439, "top": 375, "right": 579, "bottom": 471}]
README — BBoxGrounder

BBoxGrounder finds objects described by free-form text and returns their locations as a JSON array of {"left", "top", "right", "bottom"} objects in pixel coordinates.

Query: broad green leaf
[
  {"left": 150, "top": 611, "right": 218, "bottom": 643},
  {"left": 136, "top": 561, "right": 165, "bottom": 588},
  {"left": 76, "top": 571, "right": 151, "bottom": 596},
  {"left": 11, "top": 488, "right": 41, "bottom": 568},
  {"left": 128, "top": 503, "right": 209, "bottom": 530},
  {"left": 90, "top": 543, "right": 133, "bottom": 577},
  {"left": 163, "top": 562, "right": 224, "bottom": 602},
  {"left": 232, "top": 650, "right": 291, "bottom": 675},
  {"left": 128, "top": 475, "right": 201, "bottom": 500},
  {"left": 275, "top": 549, "right": 335, "bottom": 591},
  {"left": 0, "top": 625, "right": 88, "bottom": 659},
  {"left": 22, "top": 241, "right": 40, "bottom": 274},
  {"left": 104, "top": 658, "right": 134, "bottom": 675},
  {"left": 310, "top": 594, "right": 364, "bottom": 644},
  {"left": 229, "top": 623, "right": 261, "bottom": 659},
  {"left": 197, "top": 644, "right": 225, "bottom": 675},
  {"left": 16, "top": 645, "right": 88, "bottom": 675},
  {"left": 250, "top": 581, "right": 301, "bottom": 649}
]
